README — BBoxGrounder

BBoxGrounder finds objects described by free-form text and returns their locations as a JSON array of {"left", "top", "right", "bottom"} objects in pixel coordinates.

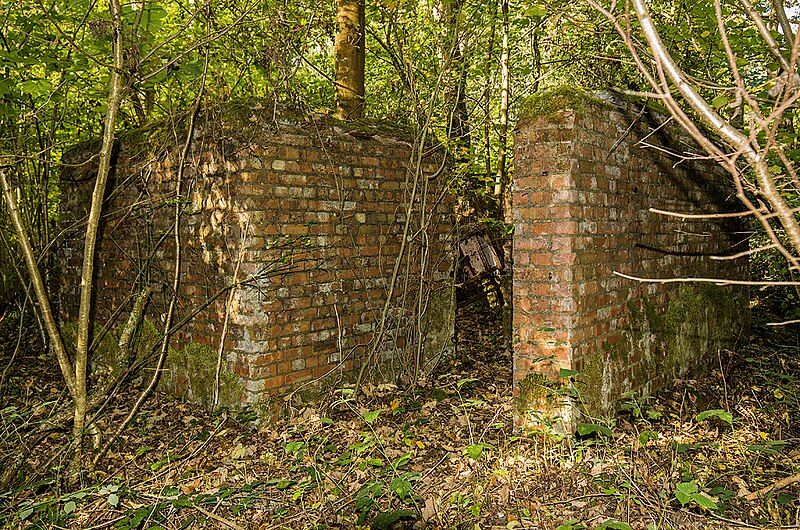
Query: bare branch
[
  {"left": 710, "top": 244, "right": 777, "bottom": 260},
  {"left": 772, "top": 0, "right": 796, "bottom": 46},
  {"left": 613, "top": 271, "right": 800, "bottom": 286},
  {"left": 739, "top": 0, "right": 792, "bottom": 72},
  {"left": 649, "top": 207, "right": 760, "bottom": 219}
]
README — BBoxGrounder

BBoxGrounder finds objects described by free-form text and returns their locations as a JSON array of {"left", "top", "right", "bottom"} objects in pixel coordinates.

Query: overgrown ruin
[
  {"left": 511, "top": 89, "right": 750, "bottom": 428},
  {"left": 58, "top": 90, "right": 750, "bottom": 423},
  {"left": 58, "top": 103, "right": 454, "bottom": 409}
]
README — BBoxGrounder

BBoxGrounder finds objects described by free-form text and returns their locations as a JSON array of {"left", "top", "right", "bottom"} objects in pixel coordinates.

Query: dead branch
[
  {"left": 744, "top": 472, "right": 800, "bottom": 501},
  {"left": 192, "top": 505, "right": 245, "bottom": 530},
  {"left": 648, "top": 207, "right": 760, "bottom": 220},
  {"left": 613, "top": 271, "right": 800, "bottom": 286},
  {"left": 766, "top": 319, "right": 800, "bottom": 326}
]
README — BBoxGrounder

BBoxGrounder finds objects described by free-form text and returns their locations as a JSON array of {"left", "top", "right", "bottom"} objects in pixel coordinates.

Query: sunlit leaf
[
  {"left": 284, "top": 441, "right": 304, "bottom": 453},
  {"left": 695, "top": 409, "right": 733, "bottom": 425},
  {"left": 362, "top": 409, "right": 383, "bottom": 423},
  {"left": 711, "top": 95, "right": 730, "bottom": 109},
  {"left": 559, "top": 368, "right": 578, "bottom": 378}
]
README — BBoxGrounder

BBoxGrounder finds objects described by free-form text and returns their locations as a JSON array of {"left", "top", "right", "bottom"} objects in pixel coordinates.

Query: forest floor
[{"left": 0, "top": 295, "right": 798, "bottom": 530}]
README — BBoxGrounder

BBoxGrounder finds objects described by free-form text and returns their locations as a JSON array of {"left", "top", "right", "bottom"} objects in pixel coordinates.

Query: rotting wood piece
[{"left": 458, "top": 232, "right": 502, "bottom": 285}]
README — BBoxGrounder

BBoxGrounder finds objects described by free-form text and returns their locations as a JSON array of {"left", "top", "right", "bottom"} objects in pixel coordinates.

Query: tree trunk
[
  {"left": 441, "top": 0, "right": 470, "bottom": 160},
  {"left": 495, "top": 0, "right": 513, "bottom": 354},
  {"left": 70, "top": 0, "right": 126, "bottom": 482},
  {"left": 334, "top": 0, "right": 365, "bottom": 120},
  {"left": 494, "top": 0, "right": 509, "bottom": 202}
]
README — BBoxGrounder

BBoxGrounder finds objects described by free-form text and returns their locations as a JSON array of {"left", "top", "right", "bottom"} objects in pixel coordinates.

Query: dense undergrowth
[{"left": 0, "top": 298, "right": 798, "bottom": 529}]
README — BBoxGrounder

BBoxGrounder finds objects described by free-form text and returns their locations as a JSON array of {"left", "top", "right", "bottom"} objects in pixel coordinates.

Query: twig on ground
[
  {"left": 192, "top": 504, "right": 245, "bottom": 530},
  {"left": 744, "top": 472, "right": 800, "bottom": 501}
]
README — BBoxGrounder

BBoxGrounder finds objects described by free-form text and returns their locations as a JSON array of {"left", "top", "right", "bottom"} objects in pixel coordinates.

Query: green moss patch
[
  {"left": 576, "top": 284, "right": 748, "bottom": 419},
  {"left": 518, "top": 86, "right": 613, "bottom": 121},
  {"left": 161, "top": 340, "right": 244, "bottom": 409}
]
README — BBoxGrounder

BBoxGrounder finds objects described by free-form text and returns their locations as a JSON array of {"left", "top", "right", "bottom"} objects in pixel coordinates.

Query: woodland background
[{"left": 0, "top": 0, "right": 799, "bottom": 528}]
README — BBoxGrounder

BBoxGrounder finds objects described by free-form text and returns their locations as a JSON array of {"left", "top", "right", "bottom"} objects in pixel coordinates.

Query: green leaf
[
  {"left": 367, "top": 458, "right": 384, "bottom": 467},
  {"left": 273, "top": 479, "right": 294, "bottom": 490},
  {"left": 64, "top": 500, "right": 76, "bottom": 514},
  {"left": 19, "top": 507, "right": 34, "bottom": 520},
  {"left": 525, "top": 5, "right": 547, "bottom": 17},
  {"left": 107, "top": 493, "right": 120, "bottom": 507},
  {"left": 142, "top": 4, "right": 167, "bottom": 33},
  {"left": 390, "top": 476, "right": 412, "bottom": 499},
  {"left": 576, "top": 423, "right": 612, "bottom": 437},
  {"left": 464, "top": 443, "right": 492, "bottom": 460},
  {"left": 747, "top": 441, "right": 787, "bottom": 454},
  {"left": 171, "top": 495, "right": 192, "bottom": 509},
  {"left": 179, "top": 60, "right": 204, "bottom": 80},
  {"left": 456, "top": 377, "right": 478, "bottom": 389},
  {"left": 693, "top": 492, "right": 719, "bottom": 511},
  {"left": 19, "top": 79, "right": 51, "bottom": 96},
  {"left": 284, "top": 441, "right": 304, "bottom": 454},
  {"left": 777, "top": 493, "right": 796, "bottom": 505},
  {"left": 676, "top": 442, "right": 700, "bottom": 453},
  {"left": 291, "top": 483, "right": 309, "bottom": 501},
  {"left": 150, "top": 458, "right": 169, "bottom": 471},
  {"left": 559, "top": 368, "right": 579, "bottom": 378},
  {"left": 695, "top": 409, "right": 733, "bottom": 425},
  {"left": 674, "top": 489, "right": 691, "bottom": 505},
  {"left": 638, "top": 430, "right": 658, "bottom": 445},
  {"left": 675, "top": 481, "right": 698, "bottom": 505},
  {"left": 392, "top": 452, "right": 412, "bottom": 470},
  {"left": 163, "top": 486, "right": 180, "bottom": 496},
  {"left": 711, "top": 95, "right": 730, "bottom": 109},
  {"left": 372, "top": 510, "right": 415, "bottom": 530},
  {"left": 362, "top": 409, "right": 384, "bottom": 424},
  {"left": 135, "top": 445, "right": 153, "bottom": 456},
  {"left": 129, "top": 506, "right": 149, "bottom": 526}
]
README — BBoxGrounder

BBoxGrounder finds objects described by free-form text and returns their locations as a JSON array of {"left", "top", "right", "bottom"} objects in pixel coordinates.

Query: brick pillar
[{"left": 512, "top": 89, "right": 749, "bottom": 430}]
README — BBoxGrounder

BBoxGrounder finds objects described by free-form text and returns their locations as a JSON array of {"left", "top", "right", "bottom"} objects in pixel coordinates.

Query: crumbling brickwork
[
  {"left": 512, "top": 90, "right": 749, "bottom": 426},
  {"left": 59, "top": 103, "right": 454, "bottom": 407}
]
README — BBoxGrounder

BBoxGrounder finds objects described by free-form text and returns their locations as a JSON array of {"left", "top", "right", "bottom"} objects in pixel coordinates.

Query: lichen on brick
[{"left": 576, "top": 283, "right": 748, "bottom": 418}]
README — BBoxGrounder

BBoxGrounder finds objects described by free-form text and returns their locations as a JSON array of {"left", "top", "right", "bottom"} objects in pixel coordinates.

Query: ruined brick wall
[
  {"left": 512, "top": 90, "right": 749, "bottom": 426},
  {"left": 59, "top": 102, "right": 453, "bottom": 407}
]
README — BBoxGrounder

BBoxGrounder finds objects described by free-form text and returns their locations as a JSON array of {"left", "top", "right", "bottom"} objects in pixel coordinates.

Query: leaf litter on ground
[{"left": 0, "top": 300, "right": 797, "bottom": 529}]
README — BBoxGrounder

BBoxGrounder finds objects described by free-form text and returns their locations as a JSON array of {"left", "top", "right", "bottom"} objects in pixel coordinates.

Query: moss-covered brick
[
  {"left": 513, "top": 89, "right": 749, "bottom": 430},
  {"left": 58, "top": 100, "right": 454, "bottom": 411}
]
